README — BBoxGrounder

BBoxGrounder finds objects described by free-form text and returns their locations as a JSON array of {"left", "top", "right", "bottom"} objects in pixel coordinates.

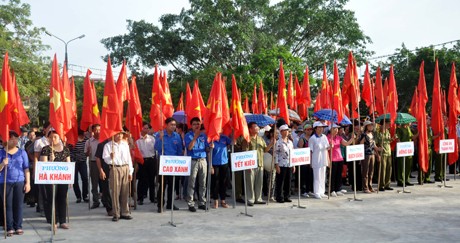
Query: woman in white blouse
[{"left": 309, "top": 121, "right": 330, "bottom": 199}]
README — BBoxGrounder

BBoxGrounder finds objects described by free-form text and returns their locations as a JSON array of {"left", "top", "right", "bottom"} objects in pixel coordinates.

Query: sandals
[
  {"left": 60, "top": 223, "right": 70, "bottom": 230},
  {"left": 221, "top": 201, "right": 229, "bottom": 208},
  {"left": 15, "top": 229, "right": 24, "bottom": 235},
  {"left": 6, "top": 230, "right": 14, "bottom": 237}
]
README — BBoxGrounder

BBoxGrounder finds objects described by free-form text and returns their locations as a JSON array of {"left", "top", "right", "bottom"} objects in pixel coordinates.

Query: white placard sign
[
  {"left": 35, "top": 162, "right": 75, "bottom": 184},
  {"left": 159, "top": 156, "right": 191, "bottom": 176},
  {"left": 231, "top": 150, "right": 258, "bottom": 172},
  {"left": 396, "top": 142, "right": 414, "bottom": 157},
  {"left": 346, "top": 144, "right": 365, "bottom": 162},
  {"left": 289, "top": 148, "right": 311, "bottom": 167},
  {"left": 439, "top": 139, "right": 455, "bottom": 154}
]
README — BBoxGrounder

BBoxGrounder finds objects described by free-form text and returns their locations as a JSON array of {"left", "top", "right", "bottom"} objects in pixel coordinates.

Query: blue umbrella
[
  {"left": 313, "top": 109, "right": 352, "bottom": 125},
  {"left": 172, "top": 111, "right": 187, "bottom": 123},
  {"left": 244, "top": 113, "right": 275, "bottom": 127}
]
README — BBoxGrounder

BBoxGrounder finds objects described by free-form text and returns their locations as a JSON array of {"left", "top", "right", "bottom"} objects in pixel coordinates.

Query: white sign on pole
[
  {"left": 289, "top": 148, "right": 311, "bottom": 167},
  {"left": 35, "top": 162, "right": 75, "bottom": 184},
  {"left": 231, "top": 150, "right": 258, "bottom": 172},
  {"left": 439, "top": 139, "right": 455, "bottom": 154},
  {"left": 159, "top": 156, "right": 192, "bottom": 176},
  {"left": 346, "top": 144, "right": 365, "bottom": 162},
  {"left": 396, "top": 142, "right": 414, "bottom": 157}
]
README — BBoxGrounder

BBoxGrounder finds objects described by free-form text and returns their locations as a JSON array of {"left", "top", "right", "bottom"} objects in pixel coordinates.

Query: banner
[
  {"left": 231, "top": 150, "right": 258, "bottom": 172},
  {"left": 439, "top": 139, "right": 455, "bottom": 154},
  {"left": 159, "top": 155, "right": 192, "bottom": 176},
  {"left": 346, "top": 144, "right": 365, "bottom": 162},
  {"left": 35, "top": 162, "right": 75, "bottom": 185},
  {"left": 289, "top": 148, "right": 310, "bottom": 167},
  {"left": 396, "top": 142, "right": 414, "bottom": 157}
]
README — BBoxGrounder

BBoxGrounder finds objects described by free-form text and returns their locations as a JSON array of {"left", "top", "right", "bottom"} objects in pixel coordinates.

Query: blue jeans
[{"left": 0, "top": 182, "right": 25, "bottom": 230}]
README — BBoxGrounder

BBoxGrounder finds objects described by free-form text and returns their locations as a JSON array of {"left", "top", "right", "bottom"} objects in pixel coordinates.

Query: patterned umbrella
[
  {"left": 244, "top": 113, "right": 275, "bottom": 127},
  {"left": 313, "top": 109, "right": 352, "bottom": 125},
  {"left": 268, "top": 108, "right": 302, "bottom": 122},
  {"left": 375, "top": 113, "right": 417, "bottom": 124},
  {"left": 172, "top": 111, "right": 187, "bottom": 124}
]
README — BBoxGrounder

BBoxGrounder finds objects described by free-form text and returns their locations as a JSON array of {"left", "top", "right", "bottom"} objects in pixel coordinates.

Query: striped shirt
[{"left": 73, "top": 138, "right": 88, "bottom": 162}]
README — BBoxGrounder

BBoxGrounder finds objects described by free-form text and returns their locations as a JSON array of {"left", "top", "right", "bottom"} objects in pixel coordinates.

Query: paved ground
[{"left": 7, "top": 173, "right": 460, "bottom": 243}]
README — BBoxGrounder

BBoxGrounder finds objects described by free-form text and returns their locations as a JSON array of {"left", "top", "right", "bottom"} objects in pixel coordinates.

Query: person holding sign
[
  {"left": 154, "top": 117, "right": 183, "bottom": 213},
  {"left": 185, "top": 117, "right": 211, "bottom": 212},
  {"left": 274, "top": 125, "right": 294, "bottom": 203},
  {"left": 241, "top": 122, "right": 274, "bottom": 206},
  {"left": 309, "top": 121, "right": 330, "bottom": 199},
  {"left": 359, "top": 121, "right": 377, "bottom": 193},
  {"left": 396, "top": 123, "right": 415, "bottom": 186},
  {"left": 327, "top": 124, "right": 353, "bottom": 196},
  {"left": 102, "top": 132, "right": 134, "bottom": 222},
  {"left": 0, "top": 131, "right": 30, "bottom": 236},
  {"left": 211, "top": 134, "right": 231, "bottom": 208},
  {"left": 40, "top": 130, "right": 71, "bottom": 230}
]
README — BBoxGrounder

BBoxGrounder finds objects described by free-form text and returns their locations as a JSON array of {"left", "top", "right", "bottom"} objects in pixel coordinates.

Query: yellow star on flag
[
  {"left": 92, "top": 105, "right": 99, "bottom": 116},
  {"left": 103, "top": 96, "right": 108, "bottom": 108},
  {"left": 50, "top": 88, "right": 61, "bottom": 111},
  {"left": 0, "top": 85, "right": 7, "bottom": 113}
]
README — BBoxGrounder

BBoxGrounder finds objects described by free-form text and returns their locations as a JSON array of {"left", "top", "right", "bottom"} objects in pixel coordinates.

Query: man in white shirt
[
  {"left": 136, "top": 122, "right": 156, "bottom": 205},
  {"left": 103, "top": 131, "right": 134, "bottom": 221}
]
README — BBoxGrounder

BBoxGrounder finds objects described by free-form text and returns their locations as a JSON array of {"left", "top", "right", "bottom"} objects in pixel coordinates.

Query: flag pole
[
  {"left": 328, "top": 67, "right": 333, "bottom": 199},
  {"left": 267, "top": 119, "right": 277, "bottom": 205},
  {"left": 160, "top": 100, "right": 164, "bottom": 213},
  {"left": 2, "top": 156, "right": 8, "bottom": 239},
  {"left": 87, "top": 155, "right": 91, "bottom": 210},
  {"left": 231, "top": 132, "right": 236, "bottom": 208},
  {"left": 111, "top": 136, "right": 118, "bottom": 218},
  {"left": 206, "top": 145, "right": 213, "bottom": 212}
]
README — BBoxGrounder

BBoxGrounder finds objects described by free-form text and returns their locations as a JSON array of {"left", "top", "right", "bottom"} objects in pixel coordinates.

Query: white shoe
[
  {"left": 308, "top": 192, "right": 316, "bottom": 197},
  {"left": 340, "top": 189, "right": 347, "bottom": 193},
  {"left": 301, "top": 192, "right": 309, "bottom": 198},
  {"left": 314, "top": 194, "right": 321, "bottom": 199},
  {"left": 336, "top": 191, "right": 344, "bottom": 196},
  {"left": 320, "top": 194, "right": 328, "bottom": 198},
  {"left": 331, "top": 191, "right": 337, "bottom": 197}
]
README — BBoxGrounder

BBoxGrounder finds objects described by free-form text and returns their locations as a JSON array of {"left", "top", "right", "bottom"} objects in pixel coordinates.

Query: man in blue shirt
[
  {"left": 154, "top": 117, "right": 183, "bottom": 213},
  {"left": 185, "top": 117, "right": 212, "bottom": 212},
  {"left": 211, "top": 134, "right": 231, "bottom": 208}
]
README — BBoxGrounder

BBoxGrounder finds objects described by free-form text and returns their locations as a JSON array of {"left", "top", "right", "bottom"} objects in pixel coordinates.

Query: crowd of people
[{"left": 0, "top": 115, "right": 458, "bottom": 237}]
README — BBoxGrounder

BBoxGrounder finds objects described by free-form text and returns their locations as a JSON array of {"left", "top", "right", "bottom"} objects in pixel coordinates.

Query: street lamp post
[{"left": 45, "top": 31, "right": 85, "bottom": 69}]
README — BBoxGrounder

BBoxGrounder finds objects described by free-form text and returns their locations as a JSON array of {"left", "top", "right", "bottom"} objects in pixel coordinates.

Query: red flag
[
  {"left": 294, "top": 75, "right": 301, "bottom": 111},
  {"left": 150, "top": 65, "right": 167, "bottom": 132},
  {"left": 243, "top": 95, "right": 250, "bottom": 113},
  {"left": 387, "top": 65, "right": 398, "bottom": 125},
  {"left": 116, "top": 60, "right": 130, "bottom": 105},
  {"left": 258, "top": 81, "right": 267, "bottom": 114},
  {"left": 252, "top": 84, "right": 259, "bottom": 114},
  {"left": 314, "top": 92, "right": 322, "bottom": 112},
  {"left": 277, "top": 60, "right": 290, "bottom": 125},
  {"left": 409, "top": 88, "right": 418, "bottom": 118},
  {"left": 287, "top": 71, "right": 295, "bottom": 108},
  {"left": 100, "top": 57, "right": 122, "bottom": 142},
  {"left": 342, "top": 52, "right": 359, "bottom": 117},
  {"left": 417, "top": 62, "right": 429, "bottom": 173},
  {"left": 431, "top": 59, "right": 444, "bottom": 152},
  {"left": 221, "top": 77, "right": 231, "bottom": 136},
  {"left": 320, "top": 64, "right": 331, "bottom": 109},
  {"left": 231, "top": 75, "right": 250, "bottom": 142},
  {"left": 61, "top": 64, "right": 74, "bottom": 136},
  {"left": 176, "top": 92, "right": 184, "bottom": 111},
  {"left": 49, "top": 55, "right": 66, "bottom": 138},
  {"left": 185, "top": 82, "right": 192, "bottom": 109},
  {"left": 0, "top": 52, "right": 14, "bottom": 142},
  {"left": 80, "top": 70, "right": 100, "bottom": 131},
  {"left": 65, "top": 77, "right": 78, "bottom": 146},
  {"left": 300, "top": 65, "right": 312, "bottom": 108},
  {"left": 374, "top": 67, "right": 385, "bottom": 115},
  {"left": 10, "top": 71, "right": 29, "bottom": 134},
  {"left": 126, "top": 76, "right": 143, "bottom": 141},
  {"left": 362, "top": 63, "right": 373, "bottom": 112},
  {"left": 203, "top": 73, "right": 224, "bottom": 142},
  {"left": 186, "top": 80, "right": 205, "bottom": 125},
  {"left": 448, "top": 63, "right": 459, "bottom": 164},
  {"left": 333, "top": 60, "right": 344, "bottom": 123},
  {"left": 161, "top": 71, "right": 174, "bottom": 118}
]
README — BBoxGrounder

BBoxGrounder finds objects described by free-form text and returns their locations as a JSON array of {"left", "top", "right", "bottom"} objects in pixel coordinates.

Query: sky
[{"left": 22, "top": 0, "right": 460, "bottom": 79}]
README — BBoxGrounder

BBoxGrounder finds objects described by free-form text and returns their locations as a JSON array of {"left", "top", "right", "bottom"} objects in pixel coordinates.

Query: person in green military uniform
[
  {"left": 396, "top": 123, "right": 416, "bottom": 186},
  {"left": 419, "top": 117, "right": 435, "bottom": 184},
  {"left": 376, "top": 121, "right": 396, "bottom": 191},
  {"left": 433, "top": 118, "right": 449, "bottom": 182}
]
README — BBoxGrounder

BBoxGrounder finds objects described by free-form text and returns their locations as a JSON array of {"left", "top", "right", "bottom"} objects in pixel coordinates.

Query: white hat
[
  {"left": 313, "top": 121, "right": 327, "bottom": 128},
  {"left": 363, "top": 121, "right": 373, "bottom": 127},
  {"left": 279, "top": 124, "right": 290, "bottom": 131},
  {"left": 329, "top": 123, "right": 341, "bottom": 129}
]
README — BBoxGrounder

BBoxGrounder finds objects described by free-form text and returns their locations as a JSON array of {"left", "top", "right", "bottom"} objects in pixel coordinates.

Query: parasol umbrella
[
  {"left": 375, "top": 112, "right": 417, "bottom": 124},
  {"left": 312, "top": 109, "right": 352, "bottom": 125},
  {"left": 172, "top": 111, "right": 187, "bottom": 123},
  {"left": 268, "top": 108, "right": 301, "bottom": 122},
  {"left": 244, "top": 113, "right": 276, "bottom": 127}
]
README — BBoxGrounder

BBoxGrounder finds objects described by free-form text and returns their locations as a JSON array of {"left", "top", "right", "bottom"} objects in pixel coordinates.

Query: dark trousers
[
  {"left": 331, "top": 161, "right": 344, "bottom": 192},
  {"left": 73, "top": 160, "right": 89, "bottom": 200},
  {"left": 157, "top": 175, "right": 174, "bottom": 209},
  {"left": 89, "top": 161, "right": 100, "bottom": 203},
  {"left": 301, "top": 164, "right": 314, "bottom": 193},
  {"left": 137, "top": 157, "right": 157, "bottom": 202},
  {"left": 275, "top": 167, "right": 292, "bottom": 200},
  {"left": 100, "top": 163, "right": 112, "bottom": 212},
  {"left": 211, "top": 164, "right": 228, "bottom": 200},
  {"left": 43, "top": 184, "right": 68, "bottom": 225},
  {"left": 0, "top": 182, "right": 24, "bottom": 230}
]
